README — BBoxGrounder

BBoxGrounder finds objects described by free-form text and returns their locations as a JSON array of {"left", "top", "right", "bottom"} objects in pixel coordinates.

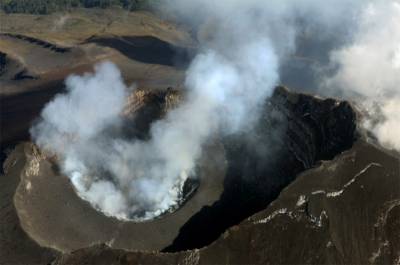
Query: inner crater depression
[
  {"left": 12, "top": 78, "right": 356, "bottom": 253},
  {"left": 69, "top": 167, "right": 199, "bottom": 222},
  {"left": 29, "top": 62, "right": 205, "bottom": 223}
]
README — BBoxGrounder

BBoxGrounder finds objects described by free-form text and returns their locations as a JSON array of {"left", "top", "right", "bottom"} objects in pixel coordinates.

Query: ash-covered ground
[{"left": 1, "top": 1, "right": 400, "bottom": 265}]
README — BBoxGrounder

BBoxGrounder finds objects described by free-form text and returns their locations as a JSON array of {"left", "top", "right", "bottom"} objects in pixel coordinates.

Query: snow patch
[
  {"left": 255, "top": 208, "right": 294, "bottom": 224},
  {"left": 313, "top": 163, "right": 382, "bottom": 198},
  {"left": 296, "top": 195, "right": 307, "bottom": 207}
]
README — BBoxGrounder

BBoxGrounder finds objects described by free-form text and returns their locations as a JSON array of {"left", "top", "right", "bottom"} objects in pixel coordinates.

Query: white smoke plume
[
  {"left": 32, "top": 0, "right": 400, "bottom": 221},
  {"left": 323, "top": 0, "right": 400, "bottom": 151},
  {"left": 32, "top": 53, "right": 278, "bottom": 220},
  {"left": 31, "top": 6, "right": 281, "bottom": 220}
]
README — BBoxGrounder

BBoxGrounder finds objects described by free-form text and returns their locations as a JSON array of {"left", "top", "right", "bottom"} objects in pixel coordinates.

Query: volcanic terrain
[{"left": 1, "top": 6, "right": 399, "bottom": 265}]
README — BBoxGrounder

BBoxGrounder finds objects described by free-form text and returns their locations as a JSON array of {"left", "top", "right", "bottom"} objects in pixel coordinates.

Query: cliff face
[
  {"left": 121, "top": 88, "right": 183, "bottom": 140},
  {"left": 123, "top": 88, "right": 182, "bottom": 119},
  {"left": 274, "top": 87, "right": 356, "bottom": 167},
  {"left": 163, "top": 86, "right": 357, "bottom": 252},
  {"left": 1, "top": 87, "right": 399, "bottom": 265}
]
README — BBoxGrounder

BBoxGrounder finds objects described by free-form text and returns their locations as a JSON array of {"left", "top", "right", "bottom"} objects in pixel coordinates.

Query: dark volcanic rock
[
  {"left": 0, "top": 144, "right": 58, "bottom": 265},
  {"left": 1, "top": 87, "right": 399, "bottom": 265},
  {"left": 163, "top": 86, "right": 356, "bottom": 252},
  {"left": 54, "top": 139, "right": 400, "bottom": 265},
  {"left": 86, "top": 36, "right": 194, "bottom": 69}
]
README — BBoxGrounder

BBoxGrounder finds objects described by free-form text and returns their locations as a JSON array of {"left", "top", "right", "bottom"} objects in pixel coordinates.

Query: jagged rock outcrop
[
  {"left": 123, "top": 88, "right": 182, "bottom": 117},
  {"left": 121, "top": 88, "right": 183, "bottom": 140},
  {"left": 273, "top": 86, "right": 356, "bottom": 167}
]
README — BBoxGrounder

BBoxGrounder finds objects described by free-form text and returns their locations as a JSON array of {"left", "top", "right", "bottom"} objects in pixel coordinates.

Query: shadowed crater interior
[
  {"left": 163, "top": 86, "right": 357, "bottom": 251},
  {"left": 86, "top": 36, "right": 194, "bottom": 68},
  {"left": 9, "top": 86, "right": 357, "bottom": 253}
]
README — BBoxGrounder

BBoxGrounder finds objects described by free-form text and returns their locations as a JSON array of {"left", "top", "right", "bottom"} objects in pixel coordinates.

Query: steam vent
[{"left": 1, "top": 3, "right": 400, "bottom": 265}]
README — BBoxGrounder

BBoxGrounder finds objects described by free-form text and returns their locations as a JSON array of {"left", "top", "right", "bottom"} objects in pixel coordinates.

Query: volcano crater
[{"left": 9, "top": 86, "right": 356, "bottom": 253}]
